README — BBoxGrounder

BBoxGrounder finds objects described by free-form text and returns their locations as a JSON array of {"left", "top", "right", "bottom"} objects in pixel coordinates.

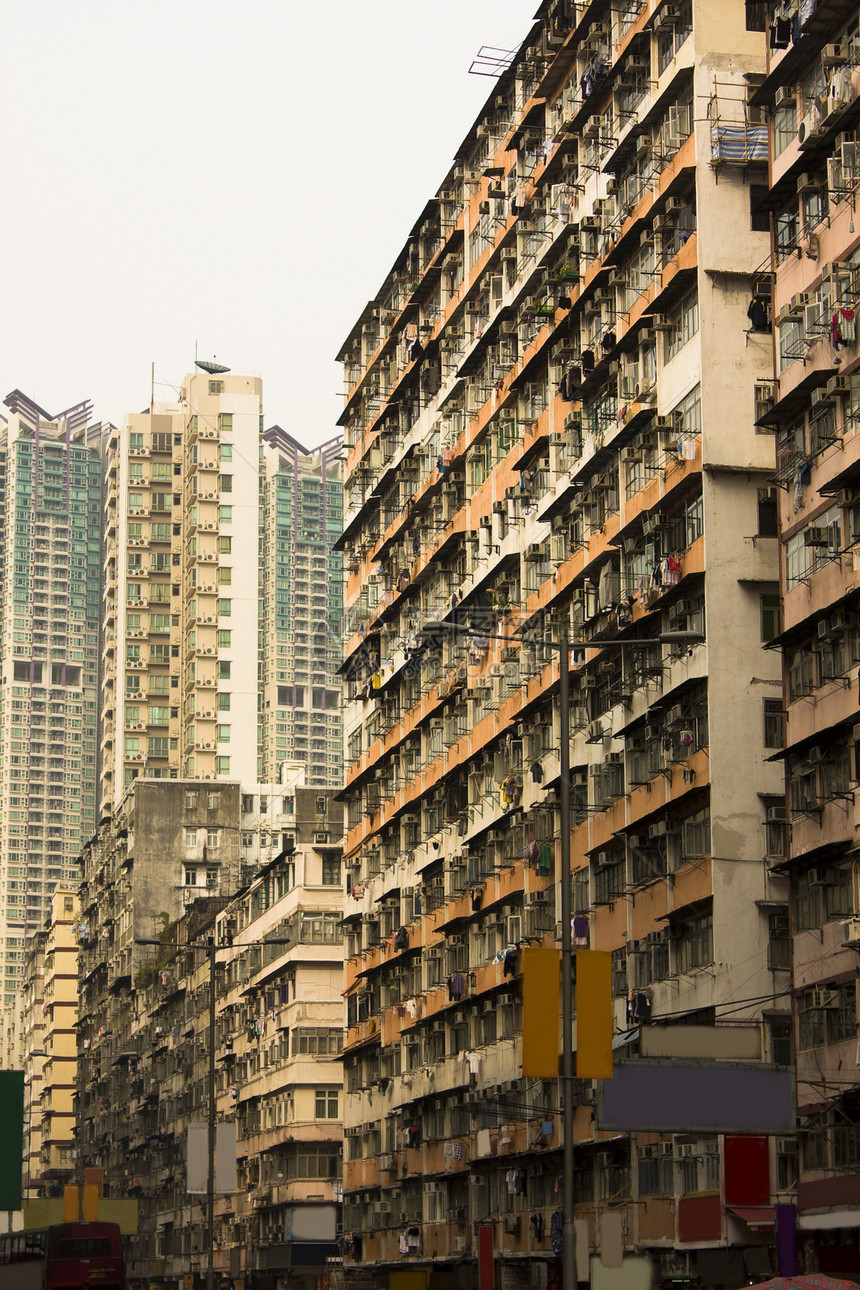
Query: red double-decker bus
[{"left": 0, "top": 1221, "right": 125, "bottom": 1290}]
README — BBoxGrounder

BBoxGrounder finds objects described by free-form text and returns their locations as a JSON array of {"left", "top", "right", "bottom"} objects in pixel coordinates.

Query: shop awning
[{"left": 727, "top": 1206, "right": 774, "bottom": 1230}]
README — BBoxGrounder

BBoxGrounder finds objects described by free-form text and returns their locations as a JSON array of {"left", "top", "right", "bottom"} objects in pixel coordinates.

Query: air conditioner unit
[
  {"left": 842, "top": 918, "right": 860, "bottom": 945},
  {"left": 403, "top": 814, "right": 419, "bottom": 825},
  {"left": 776, "top": 1136, "right": 797, "bottom": 1155},
  {"left": 808, "top": 866, "right": 829, "bottom": 886},
  {"left": 804, "top": 526, "right": 830, "bottom": 547},
  {"left": 812, "top": 987, "right": 839, "bottom": 1009},
  {"left": 774, "top": 85, "right": 796, "bottom": 108},
  {"left": 678, "top": 1142, "right": 697, "bottom": 1158},
  {"left": 798, "top": 112, "right": 823, "bottom": 148},
  {"left": 651, "top": 314, "right": 673, "bottom": 331},
  {"left": 822, "top": 43, "right": 849, "bottom": 67}
]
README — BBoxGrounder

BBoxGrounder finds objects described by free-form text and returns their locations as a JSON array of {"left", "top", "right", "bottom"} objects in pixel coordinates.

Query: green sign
[{"left": 0, "top": 1071, "right": 25, "bottom": 1211}]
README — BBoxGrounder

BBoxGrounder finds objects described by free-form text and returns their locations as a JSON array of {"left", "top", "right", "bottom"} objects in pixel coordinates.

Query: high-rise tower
[
  {"left": 259, "top": 427, "right": 344, "bottom": 789},
  {"left": 100, "top": 370, "right": 263, "bottom": 813},
  {"left": 0, "top": 391, "right": 102, "bottom": 1010}
]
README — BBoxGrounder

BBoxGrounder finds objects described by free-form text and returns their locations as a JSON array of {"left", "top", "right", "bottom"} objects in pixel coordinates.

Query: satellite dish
[{"left": 195, "top": 359, "right": 231, "bottom": 374}]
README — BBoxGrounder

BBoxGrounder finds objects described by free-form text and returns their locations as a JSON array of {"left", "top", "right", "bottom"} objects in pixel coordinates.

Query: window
[
  {"left": 824, "top": 863, "right": 853, "bottom": 921},
  {"left": 220, "top": 505, "right": 232, "bottom": 523},
  {"left": 749, "top": 183, "right": 770, "bottom": 233},
  {"left": 768, "top": 911, "right": 790, "bottom": 970},
  {"left": 322, "top": 856, "right": 341, "bottom": 886},
  {"left": 799, "top": 983, "right": 857, "bottom": 1049},
  {"left": 219, "top": 536, "right": 232, "bottom": 554},
  {"left": 221, "top": 443, "right": 233, "bottom": 462},
  {"left": 761, "top": 595, "right": 781, "bottom": 642},
  {"left": 787, "top": 644, "right": 816, "bottom": 700},
  {"left": 218, "top": 630, "right": 232, "bottom": 648},
  {"left": 216, "top": 756, "right": 230, "bottom": 775},
  {"left": 293, "top": 1029, "right": 343, "bottom": 1056},
  {"left": 638, "top": 1146, "right": 673, "bottom": 1195},
  {"left": 763, "top": 699, "right": 785, "bottom": 749},
  {"left": 674, "top": 912, "right": 713, "bottom": 972},
  {"left": 315, "top": 1089, "right": 340, "bottom": 1119},
  {"left": 218, "top": 412, "right": 232, "bottom": 431},
  {"left": 790, "top": 760, "right": 819, "bottom": 814},
  {"left": 218, "top": 662, "right": 231, "bottom": 679},
  {"left": 776, "top": 199, "right": 799, "bottom": 262},
  {"left": 218, "top": 693, "right": 231, "bottom": 711},
  {"left": 773, "top": 103, "right": 797, "bottom": 158},
  {"left": 758, "top": 487, "right": 778, "bottom": 536},
  {"left": 220, "top": 475, "right": 232, "bottom": 493},
  {"left": 666, "top": 287, "right": 699, "bottom": 359},
  {"left": 219, "top": 568, "right": 232, "bottom": 585},
  {"left": 217, "top": 725, "right": 230, "bottom": 742}
]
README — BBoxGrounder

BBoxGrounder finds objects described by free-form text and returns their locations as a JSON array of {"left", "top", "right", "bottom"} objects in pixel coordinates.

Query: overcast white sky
[{"left": 2, "top": 1, "right": 533, "bottom": 443}]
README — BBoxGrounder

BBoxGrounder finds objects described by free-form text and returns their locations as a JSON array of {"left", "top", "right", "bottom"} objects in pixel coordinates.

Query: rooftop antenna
[{"left": 195, "top": 356, "right": 231, "bottom": 374}]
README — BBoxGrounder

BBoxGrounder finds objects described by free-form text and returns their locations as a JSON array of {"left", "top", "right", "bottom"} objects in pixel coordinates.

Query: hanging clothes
[
  {"left": 550, "top": 1210, "right": 564, "bottom": 1257},
  {"left": 502, "top": 945, "right": 520, "bottom": 977},
  {"left": 530, "top": 760, "right": 544, "bottom": 784},
  {"left": 832, "top": 307, "right": 856, "bottom": 347},
  {"left": 530, "top": 1212, "right": 545, "bottom": 1242},
  {"left": 537, "top": 842, "right": 553, "bottom": 877},
  {"left": 394, "top": 926, "right": 409, "bottom": 951},
  {"left": 572, "top": 914, "right": 589, "bottom": 947},
  {"left": 747, "top": 298, "right": 769, "bottom": 332},
  {"left": 448, "top": 972, "right": 466, "bottom": 1001}
]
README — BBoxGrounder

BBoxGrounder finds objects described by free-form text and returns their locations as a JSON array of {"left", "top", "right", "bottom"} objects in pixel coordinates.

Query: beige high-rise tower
[{"left": 100, "top": 370, "right": 263, "bottom": 813}]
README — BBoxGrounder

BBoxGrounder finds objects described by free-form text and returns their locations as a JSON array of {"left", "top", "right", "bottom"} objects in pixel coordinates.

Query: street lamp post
[
  {"left": 422, "top": 618, "right": 703, "bottom": 1290},
  {"left": 136, "top": 932, "right": 293, "bottom": 1290}
]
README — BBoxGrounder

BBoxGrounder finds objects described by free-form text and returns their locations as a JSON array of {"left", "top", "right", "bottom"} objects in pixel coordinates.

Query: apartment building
[
  {"left": 20, "top": 887, "right": 79, "bottom": 1197},
  {"left": 259, "top": 427, "right": 344, "bottom": 790},
  {"left": 21, "top": 920, "right": 47, "bottom": 1197},
  {"left": 75, "top": 776, "right": 343, "bottom": 1290},
  {"left": 758, "top": 0, "right": 860, "bottom": 1272},
  {"left": 336, "top": 1, "right": 793, "bottom": 1285},
  {"left": 100, "top": 370, "right": 263, "bottom": 815},
  {"left": 0, "top": 391, "right": 102, "bottom": 1012}
]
